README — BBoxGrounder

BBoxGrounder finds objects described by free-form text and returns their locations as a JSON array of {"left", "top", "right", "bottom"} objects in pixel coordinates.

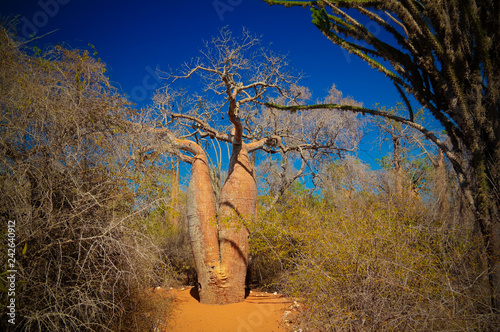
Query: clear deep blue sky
[{"left": 1, "top": 0, "right": 408, "bottom": 168}]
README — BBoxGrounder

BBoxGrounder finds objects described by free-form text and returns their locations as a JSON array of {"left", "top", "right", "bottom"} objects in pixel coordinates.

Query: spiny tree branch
[{"left": 264, "top": 101, "right": 463, "bottom": 177}]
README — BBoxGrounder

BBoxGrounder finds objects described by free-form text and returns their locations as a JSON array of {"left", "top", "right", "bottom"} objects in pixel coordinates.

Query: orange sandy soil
[{"left": 157, "top": 287, "right": 300, "bottom": 332}]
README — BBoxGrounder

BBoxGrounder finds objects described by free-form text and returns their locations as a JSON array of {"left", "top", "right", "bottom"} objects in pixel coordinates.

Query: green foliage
[
  {"left": 311, "top": 7, "right": 330, "bottom": 31},
  {"left": 127, "top": 165, "right": 175, "bottom": 237}
]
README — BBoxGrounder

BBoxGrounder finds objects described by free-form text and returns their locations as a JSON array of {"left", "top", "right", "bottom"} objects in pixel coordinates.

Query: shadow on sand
[{"left": 189, "top": 286, "right": 251, "bottom": 302}]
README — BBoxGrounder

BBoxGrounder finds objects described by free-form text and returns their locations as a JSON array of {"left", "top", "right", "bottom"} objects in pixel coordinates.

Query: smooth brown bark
[
  {"left": 434, "top": 150, "right": 450, "bottom": 221},
  {"left": 393, "top": 137, "right": 403, "bottom": 198},
  {"left": 186, "top": 151, "right": 221, "bottom": 304},
  {"left": 185, "top": 142, "right": 257, "bottom": 304},
  {"left": 217, "top": 143, "right": 256, "bottom": 304}
]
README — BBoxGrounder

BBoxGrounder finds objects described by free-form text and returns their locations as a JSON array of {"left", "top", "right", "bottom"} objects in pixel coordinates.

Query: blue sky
[
  {"left": 2, "top": 0, "right": 410, "bottom": 172},
  {"left": 2, "top": 1, "right": 402, "bottom": 105}
]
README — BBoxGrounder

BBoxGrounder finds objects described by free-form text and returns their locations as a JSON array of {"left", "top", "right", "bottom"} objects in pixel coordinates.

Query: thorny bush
[
  {"left": 0, "top": 25, "right": 174, "bottom": 331},
  {"left": 252, "top": 179, "right": 497, "bottom": 331}
]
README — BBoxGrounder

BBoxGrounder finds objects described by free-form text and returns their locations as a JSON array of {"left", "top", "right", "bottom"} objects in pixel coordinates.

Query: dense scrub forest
[
  {"left": 1, "top": 3, "right": 499, "bottom": 330},
  {"left": 264, "top": 0, "right": 500, "bottom": 323}
]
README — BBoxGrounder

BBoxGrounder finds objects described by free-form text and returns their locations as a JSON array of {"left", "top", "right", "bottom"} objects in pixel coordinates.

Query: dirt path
[{"left": 163, "top": 287, "right": 298, "bottom": 332}]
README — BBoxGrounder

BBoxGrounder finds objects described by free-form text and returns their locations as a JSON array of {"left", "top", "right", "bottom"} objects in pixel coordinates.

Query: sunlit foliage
[{"left": 252, "top": 180, "right": 496, "bottom": 331}]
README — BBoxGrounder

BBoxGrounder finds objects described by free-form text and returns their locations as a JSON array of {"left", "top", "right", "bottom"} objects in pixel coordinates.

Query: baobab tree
[
  {"left": 263, "top": 0, "right": 500, "bottom": 310},
  {"left": 135, "top": 28, "right": 361, "bottom": 304}
]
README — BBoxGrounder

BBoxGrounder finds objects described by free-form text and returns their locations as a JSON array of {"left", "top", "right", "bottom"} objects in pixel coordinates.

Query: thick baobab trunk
[
  {"left": 217, "top": 143, "right": 256, "bottom": 304},
  {"left": 186, "top": 152, "right": 221, "bottom": 304},
  {"left": 434, "top": 150, "right": 451, "bottom": 222},
  {"left": 393, "top": 137, "right": 403, "bottom": 198},
  {"left": 186, "top": 144, "right": 256, "bottom": 305}
]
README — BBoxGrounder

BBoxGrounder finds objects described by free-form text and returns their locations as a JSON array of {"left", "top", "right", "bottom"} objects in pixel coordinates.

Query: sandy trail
[{"left": 163, "top": 287, "right": 297, "bottom": 332}]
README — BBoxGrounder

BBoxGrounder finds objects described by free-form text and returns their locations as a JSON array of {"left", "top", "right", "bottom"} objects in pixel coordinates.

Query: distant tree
[
  {"left": 263, "top": 0, "right": 500, "bottom": 309},
  {"left": 138, "top": 28, "right": 361, "bottom": 304},
  {"left": 257, "top": 83, "right": 362, "bottom": 206},
  {"left": 319, "top": 155, "right": 375, "bottom": 205},
  {"left": 373, "top": 105, "right": 437, "bottom": 200}
]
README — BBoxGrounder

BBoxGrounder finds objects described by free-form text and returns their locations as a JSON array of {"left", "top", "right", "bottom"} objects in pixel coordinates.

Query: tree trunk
[
  {"left": 186, "top": 143, "right": 256, "bottom": 305},
  {"left": 434, "top": 150, "right": 451, "bottom": 223},
  {"left": 392, "top": 137, "right": 403, "bottom": 198},
  {"left": 217, "top": 143, "right": 256, "bottom": 304},
  {"left": 186, "top": 151, "right": 221, "bottom": 304},
  {"left": 473, "top": 153, "right": 500, "bottom": 310},
  {"left": 170, "top": 159, "right": 180, "bottom": 228}
]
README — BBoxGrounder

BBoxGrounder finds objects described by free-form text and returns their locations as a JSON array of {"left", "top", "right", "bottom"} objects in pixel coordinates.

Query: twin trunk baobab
[
  {"left": 162, "top": 127, "right": 267, "bottom": 305},
  {"left": 187, "top": 142, "right": 256, "bottom": 304},
  {"left": 152, "top": 28, "right": 357, "bottom": 304}
]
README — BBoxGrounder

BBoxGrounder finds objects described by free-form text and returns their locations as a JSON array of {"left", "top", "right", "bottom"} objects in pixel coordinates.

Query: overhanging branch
[{"left": 264, "top": 102, "right": 464, "bottom": 176}]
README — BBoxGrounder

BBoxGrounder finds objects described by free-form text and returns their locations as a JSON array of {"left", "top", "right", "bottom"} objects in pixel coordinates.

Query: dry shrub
[
  {"left": 0, "top": 25, "right": 175, "bottom": 331},
  {"left": 161, "top": 225, "right": 198, "bottom": 287},
  {"left": 254, "top": 191, "right": 498, "bottom": 331},
  {"left": 117, "top": 288, "right": 174, "bottom": 332},
  {"left": 249, "top": 194, "right": 303, "bottom": 290},
  {"left": 126, "top": 161, "right": 196, "bottom": 287}
]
